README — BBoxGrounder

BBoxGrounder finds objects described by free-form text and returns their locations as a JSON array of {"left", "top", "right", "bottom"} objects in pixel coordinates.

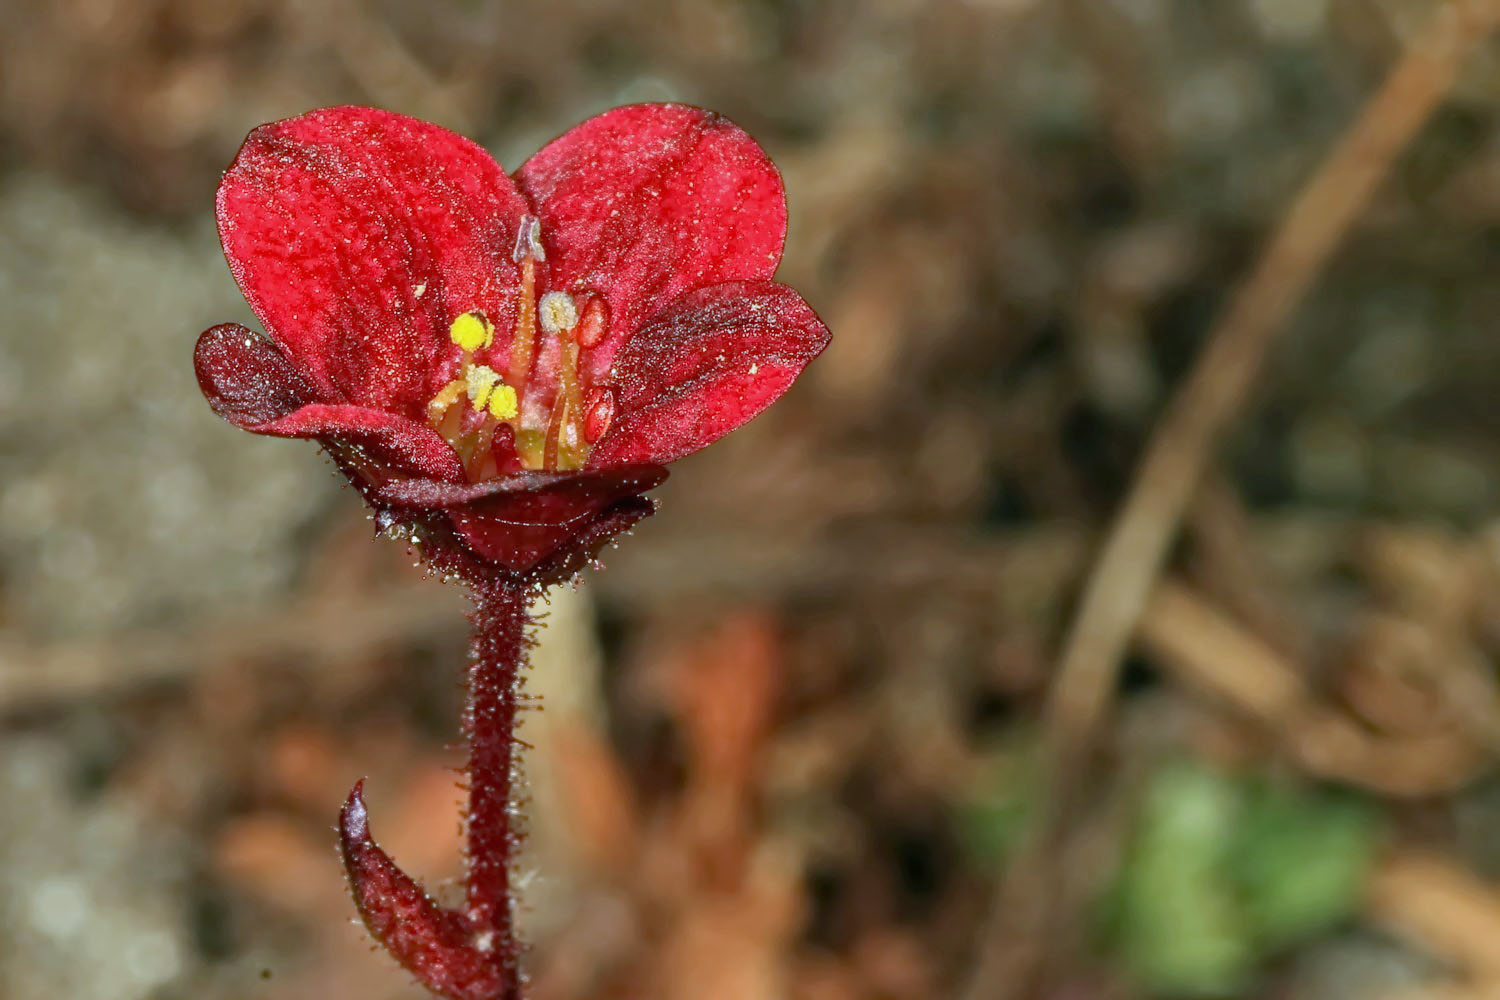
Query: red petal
[
  {"left": 194, "top": 323, "right": 316, "bottom": 426},
  {"left": 587, "top": 281, "right": 830, "bottom": 468},
  {"left": 515, "top": 104, "right": 787, "bottom": 381},
  {"left": 217, "top": 106, "right": 529, "bottom": 418},
  {"left": 196, "top": 321, "right": 465, "bottom": 483},
  {"left": 250, "top": 403, "right": 466, "bottom": 484}
]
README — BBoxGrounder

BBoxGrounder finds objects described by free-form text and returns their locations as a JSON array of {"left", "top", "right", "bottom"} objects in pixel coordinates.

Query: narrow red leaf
[{"left": 340, "top": 782, "right": 518, "bottom": 1000}]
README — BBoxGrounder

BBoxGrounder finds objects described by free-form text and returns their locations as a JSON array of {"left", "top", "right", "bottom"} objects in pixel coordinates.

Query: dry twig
[
  {"left": 1041, "top": 0, "right": 1500, "bottom": 810},
  {"left": 964, "top": 3, "right": 1500, "bottom": 996},
  {"left": 1139, "top": 580, "right": 1489, "bottom": 797},
  {"left": 1368, "top": 851, "right": 1500, "bottom": 985}
]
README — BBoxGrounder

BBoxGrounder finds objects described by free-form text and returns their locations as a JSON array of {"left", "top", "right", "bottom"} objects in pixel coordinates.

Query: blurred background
[{"left": 7, "top": 0, "right": 1500, "bottom": 998}]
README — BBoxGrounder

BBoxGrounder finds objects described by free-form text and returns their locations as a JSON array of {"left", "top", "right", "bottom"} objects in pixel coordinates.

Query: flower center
[{"left": 425, "top": 216, "right": 616, "bottom": 480}]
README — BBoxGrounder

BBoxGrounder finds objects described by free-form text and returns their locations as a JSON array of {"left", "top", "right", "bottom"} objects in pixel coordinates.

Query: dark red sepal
[
  {"left": 375, "top": 465, "right": 668, "bottom": 577},
  {"left": 340, "top": 781, "right": 519, "bottom": 1000},
  {"left": 519, "top": 492, "right": 659, "bottom": 585}
]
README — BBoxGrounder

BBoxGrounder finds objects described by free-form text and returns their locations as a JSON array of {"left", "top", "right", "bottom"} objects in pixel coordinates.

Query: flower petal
[
  {"left": 587, "top": 281, "right": 830, "bottom": 468},
  {"left": 251, "top": 403, "right": 466, "bottom": 484},
  {"left": 217, "top": 106, "right": 530, "bottom": 417},
  {"left": 515, "top": 104, "right": 788, "bottom": 380},
  {"left": 195, "top": 322, "right": 465, "bottom": 483},
  {"left": 194, "top": 322, "right": 317, "bottom": 427}
]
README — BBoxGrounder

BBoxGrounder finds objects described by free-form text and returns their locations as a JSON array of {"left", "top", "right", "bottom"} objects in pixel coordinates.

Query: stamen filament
[
  {"left": 468, "top": 422, "right": 497, "bottom": 480},
  {"left": 515, "top": 429, "right": 546, "bottom": 470},
  {"left": 427, "top": 380, "right": 464, "bottom": 424},
  {"left": 543, "top": 393, "right": 567, "bottom": 472},
  {"left": 438, "top": 398, "right": 465, "bottom": 444},
  {"left": 557, "top": 341, "right": 587, "bottom": 469},
  {"left": 509, "top": 256, "right": 537, "bottom": 391}
]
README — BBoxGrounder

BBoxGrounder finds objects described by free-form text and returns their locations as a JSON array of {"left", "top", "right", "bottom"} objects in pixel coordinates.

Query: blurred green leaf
[
  {"left": 1114, "top": 761, "right": 1254, "bottom": 997},
  {"left": 1108, "top": 761, "right": 1381, "bottom": 998},
  {"left": 1227, "top": 782, "right": 1379, "bottom": 950}
]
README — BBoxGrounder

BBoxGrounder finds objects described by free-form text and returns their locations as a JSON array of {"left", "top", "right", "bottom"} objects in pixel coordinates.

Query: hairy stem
[{"left": 463, "top": 576, "right": 532, "bottom": 993}]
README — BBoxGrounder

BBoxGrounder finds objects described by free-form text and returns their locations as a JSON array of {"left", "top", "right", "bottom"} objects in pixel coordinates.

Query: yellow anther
[
  {"left": 488, "top": 383, "right": 519, "bottom": 420},
  {"left": 465, "top": 365, "right": 502, "bottom": 409},
  {"left": 539, "top": 291, "right": 579, "bottom": 335},
  {"left": 449, "top": 311, "right": 493, "bottom": 352}
]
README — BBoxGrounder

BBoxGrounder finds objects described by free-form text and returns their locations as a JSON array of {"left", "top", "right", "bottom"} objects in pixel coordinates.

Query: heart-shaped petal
[
  {"left": 218, "top": 106, "right": 530, "bottom": 417},
  {"left": 516, "top": 104, "right": 788, "bottom": 383}
]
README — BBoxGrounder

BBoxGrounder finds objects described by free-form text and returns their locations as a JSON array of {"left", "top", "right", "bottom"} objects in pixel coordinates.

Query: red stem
[{"left": 462, "top": 576, "right": 532, "bottom": 993}]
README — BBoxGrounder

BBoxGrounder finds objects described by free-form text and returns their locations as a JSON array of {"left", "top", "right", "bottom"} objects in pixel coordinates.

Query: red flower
[{"left": 195, "top": 104, "right": 829, "bottom": 581}]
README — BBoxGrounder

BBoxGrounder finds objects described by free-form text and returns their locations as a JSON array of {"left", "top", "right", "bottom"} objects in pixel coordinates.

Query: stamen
[
  {"left": 549, "top": 338, "right": 587, "bottom": 470},
  {"left": 427, "top": 221, "right": 609, "bottom": 476},
  {"left": 515, "top": 429, "right": 546, "bottom": 470},
  {"left": 487, "top": 383, "right": 519, "bottom": 421},
  {"left": 437, "top": 397, "right": 465, "bottom": 444},
  {"left": 538, "top": 291, "right": 578, "bottom": 336},
  {"left": 465, "top": 365, "right": 502, "bottom": 409},
  {"left": 543, "top": 393, "right": 567, "bottom": 471},
  {"left": 449, "top": 311, "right": 493, "bottom": 352},
  {"left": 508, "top": 220, "right": 542, "bottom": 389},
  {"left": 469, "top": 422, "right": 498, "bottom": 481},
  {"left": 426, "top": 380, "right": 464, "bottom": 423},
  {"left": 511, "top": 216, "right": 545, "bottom": 264}
]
